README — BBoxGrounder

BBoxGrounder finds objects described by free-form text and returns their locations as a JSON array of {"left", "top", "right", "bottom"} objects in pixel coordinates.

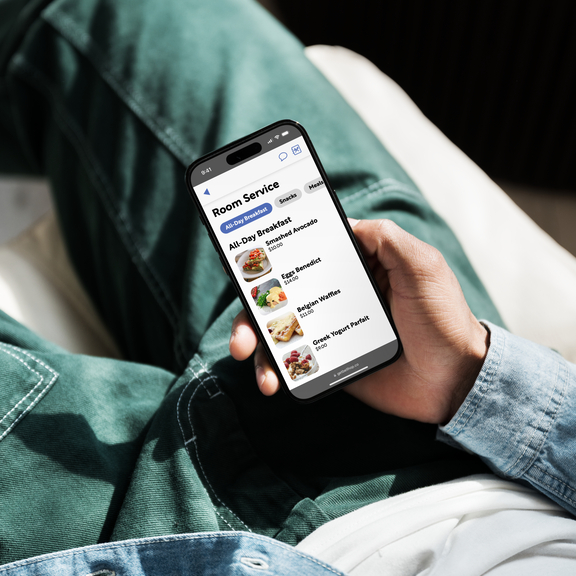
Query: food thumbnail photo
[
  {"left": 282, "top": 345, "right": 319, "bottom": 381},
  {"left": 250, "top": 278, "right": 287, "bottom": 315},
  {"left": 235, "top": 247, "right": 272, "bottom": 282},
  {"left": 266, "top": 312, "right": 303, "bottom": 348}
]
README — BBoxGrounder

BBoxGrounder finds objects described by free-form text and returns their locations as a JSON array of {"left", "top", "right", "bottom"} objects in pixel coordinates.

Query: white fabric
[
  {"left": 0, "top": 212, "right": 120, "bottom": 358},
  {"left": 306, "top": 45, "right": 576, "bottom": 363},
  {"left": 297, "top": 474, "right": 576, "bottom": 575}
]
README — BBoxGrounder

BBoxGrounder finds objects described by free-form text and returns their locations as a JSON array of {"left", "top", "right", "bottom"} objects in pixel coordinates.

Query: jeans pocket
[{"left": 0, "top": 343, "right": 58, "bottom": 443}]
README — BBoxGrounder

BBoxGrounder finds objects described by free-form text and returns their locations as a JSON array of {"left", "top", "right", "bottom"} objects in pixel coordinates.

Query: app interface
[{"left": 193, "top": 127, "right": 398, "bottom": 399}]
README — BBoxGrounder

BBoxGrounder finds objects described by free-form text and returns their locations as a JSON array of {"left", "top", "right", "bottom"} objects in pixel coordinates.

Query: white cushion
[
  {"left": 306, "top": 45, "right": 576, "bottom": 362},
  {"left": 0, "top": 212, "right": 120, "bottom": 358}
]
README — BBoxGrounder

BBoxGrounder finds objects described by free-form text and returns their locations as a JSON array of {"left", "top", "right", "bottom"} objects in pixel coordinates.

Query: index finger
[
  {"left": 351, "top": 219, "right": 433, "bottom": 275},
  {"left": 229, "top": 309, "right": 259, "bottom": 360}
]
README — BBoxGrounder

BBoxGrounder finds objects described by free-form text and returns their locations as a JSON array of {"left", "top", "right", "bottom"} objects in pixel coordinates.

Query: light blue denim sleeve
[{"left": 438, "top": 321, "right": 576, "bottom": 516}]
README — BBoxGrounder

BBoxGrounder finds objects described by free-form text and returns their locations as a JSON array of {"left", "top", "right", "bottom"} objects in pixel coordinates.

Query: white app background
[{"left": 197, "top": 136, "right": 396, "bottom": 391}]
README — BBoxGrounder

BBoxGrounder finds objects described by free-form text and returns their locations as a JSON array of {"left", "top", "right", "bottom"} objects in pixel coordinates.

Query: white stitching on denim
[
  {"left": 530, "top": 464, "right": 576, "bottom": 508},
  {"left": 0, "top": 345, "right": 59, "bottom": 442},
  {"left": 44, "top": 11, "right": 194, "bottom": 164},
  {"left": 10, "top": 57, "right": 181, "bottom": 323},
  {"left": 175, "top": 375, "right": 194, "bottom": 445},
  {"left": 176, "top": 368, "right": 234, "bottom": 531},
  {"left": 196, "top": 363, "right": 222, "bottom": 398},
  {"left": 2, "top": 344, "right": 59, "bottom": 377},
  {"left": 505, "top": 352, "right": 568, "bottom": 477},
  {"left": 0, "top": 532, "right": 346, "bottom": 575},
  {"left": 10, "top": 56, "right": 188, "bottom": 366},
  {"left": 0, "top": 347, "right": 43, "bottom": 426},
  {"left": 27, "top": 13, "right": 206, "bottom": 366},
  {"left": 522, "top": 357, "right": 569, "bottom": 476},
  {"left": 185, "top": 362, "right": 252, "bottom": 532}
]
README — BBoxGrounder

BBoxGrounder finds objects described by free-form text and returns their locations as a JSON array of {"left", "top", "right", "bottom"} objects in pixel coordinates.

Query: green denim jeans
[{"left": 0, "top": 0, "right": 504, "bottom": 566}]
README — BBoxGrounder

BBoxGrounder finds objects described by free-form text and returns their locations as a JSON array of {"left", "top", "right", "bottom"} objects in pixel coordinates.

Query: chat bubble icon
[{"left": 278, "top": 152, "right": 288, "bottom": 161}]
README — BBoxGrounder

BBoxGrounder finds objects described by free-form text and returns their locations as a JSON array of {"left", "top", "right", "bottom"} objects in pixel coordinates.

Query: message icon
[{"left": 279, "top": 152, "right": 288, "bottom": 161}]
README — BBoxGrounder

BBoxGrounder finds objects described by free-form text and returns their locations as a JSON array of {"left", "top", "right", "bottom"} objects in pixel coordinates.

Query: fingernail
[
  {"left": 229, "top": 330, "right": 236, "bottom": 347},
  {"left": 348, "top": 217, "right": 360, "bottom": 228},
  {"left": 256, "top": 365, "right": 266, "bottom": 389}
]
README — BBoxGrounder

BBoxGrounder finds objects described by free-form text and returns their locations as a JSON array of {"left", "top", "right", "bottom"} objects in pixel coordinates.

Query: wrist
[{"left": 446, "top": 321, "right": 491, "bottom": 423}]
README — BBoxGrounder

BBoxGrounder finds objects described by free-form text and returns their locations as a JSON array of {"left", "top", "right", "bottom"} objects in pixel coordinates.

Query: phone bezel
[{"left": 185, "top": 119, "right": 402, "bottom": 402}]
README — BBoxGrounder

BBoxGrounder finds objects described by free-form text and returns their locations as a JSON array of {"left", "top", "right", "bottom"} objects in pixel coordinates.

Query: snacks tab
[{"left": 274, "top": 189, "right": 302, "bottom": 208}]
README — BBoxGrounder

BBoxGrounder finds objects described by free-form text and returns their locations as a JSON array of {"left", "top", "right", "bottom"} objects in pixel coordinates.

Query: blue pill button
[{"left": 220, "top": 203, "right": 273, "bottom": 234}]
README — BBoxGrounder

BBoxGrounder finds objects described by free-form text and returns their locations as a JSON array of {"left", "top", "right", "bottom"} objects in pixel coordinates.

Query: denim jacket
[
  {"left": 439, "top": 321, "right": 576, "bottom": 516},
  {"left": 0, "top": 532, "right": 347, "bottom": 576}
]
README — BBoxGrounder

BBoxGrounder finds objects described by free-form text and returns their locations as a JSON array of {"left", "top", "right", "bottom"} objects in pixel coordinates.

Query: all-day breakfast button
[
  {"left": 220, "top": 202, "right": 272, "bottom": 234},
  {"left": 274, "top": 188, "right": 302, "bottom": 208},
  {"left": 303, "top": 177, "right": 325, "bottom": 194}
]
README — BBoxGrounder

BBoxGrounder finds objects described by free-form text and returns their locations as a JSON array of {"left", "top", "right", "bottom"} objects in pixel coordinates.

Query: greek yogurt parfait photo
[{"left": 282, "top": 345, "right": 319, "bottom": 382}]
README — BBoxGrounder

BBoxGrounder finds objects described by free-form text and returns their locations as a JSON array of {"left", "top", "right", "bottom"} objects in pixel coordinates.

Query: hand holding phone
[
  {"left": 187, "top": 120, "right": 401, "bottom": 402},
  {"left": 231, "top": 219, "right": 490, "bottom": 424}
]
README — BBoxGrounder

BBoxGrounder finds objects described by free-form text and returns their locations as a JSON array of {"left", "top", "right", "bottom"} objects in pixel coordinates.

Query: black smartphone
[{"left": 186, "top": 120, "right": 401, "bottom": 402}]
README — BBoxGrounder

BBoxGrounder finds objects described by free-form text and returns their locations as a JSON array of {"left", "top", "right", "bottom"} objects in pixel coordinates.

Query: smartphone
[{"left": 186, "top": 120, "right": 401, "bottom": 402}]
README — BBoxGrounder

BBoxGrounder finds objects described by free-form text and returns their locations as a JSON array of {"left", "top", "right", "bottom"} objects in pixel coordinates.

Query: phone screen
[{"left": 187, "top": 121, "right": 400, "bottom": 401}]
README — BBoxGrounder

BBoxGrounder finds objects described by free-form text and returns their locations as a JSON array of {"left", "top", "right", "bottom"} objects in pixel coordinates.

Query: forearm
[{"left": 439, "top": 322, "right": 576, "bottom": 515}]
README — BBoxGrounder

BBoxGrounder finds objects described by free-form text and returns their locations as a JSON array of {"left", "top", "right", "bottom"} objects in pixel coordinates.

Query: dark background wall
[{"left": 275, "top": 0, "right": 576, "bottom": 192}]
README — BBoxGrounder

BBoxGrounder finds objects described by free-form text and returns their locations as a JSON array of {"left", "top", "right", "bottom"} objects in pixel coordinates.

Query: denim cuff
[{"left": 438, "top": 322, "right": 576, "bottom": 515}]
